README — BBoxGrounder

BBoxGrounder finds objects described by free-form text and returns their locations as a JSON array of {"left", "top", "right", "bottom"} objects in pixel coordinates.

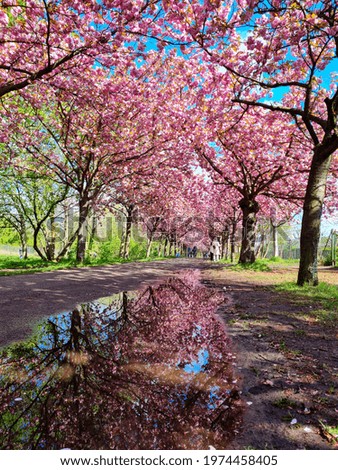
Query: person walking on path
[
  {"left": 211, "top": 238, "right": 221, "bottom": 262},
  {"left": 209, "top": 241, "right": 214, "bottom": 261}
]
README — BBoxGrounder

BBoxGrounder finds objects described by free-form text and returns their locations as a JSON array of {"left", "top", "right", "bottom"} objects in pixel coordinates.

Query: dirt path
[
  {"left": 202, "top": 268, "right": 338, "bottom": 450},
  {"left": 0, "top": 259, "right": 205, "bottom": 347}
]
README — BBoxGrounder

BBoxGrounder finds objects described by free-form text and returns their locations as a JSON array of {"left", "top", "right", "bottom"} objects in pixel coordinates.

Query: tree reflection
[{"left": 0, "top": 271, "right": 242, "bottom": 449}]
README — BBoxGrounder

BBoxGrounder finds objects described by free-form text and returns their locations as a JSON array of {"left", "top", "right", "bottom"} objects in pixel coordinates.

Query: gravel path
[{"left": 0, "top": 259, "right": 205, "bottom": 347}]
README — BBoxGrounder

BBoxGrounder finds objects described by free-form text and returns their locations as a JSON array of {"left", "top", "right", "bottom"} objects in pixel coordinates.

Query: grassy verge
[
  {"left": 224, "top": 257, "right": 299, "bottom": 272},
  {"left": 0, "top": 255, "right": 174, "bottom": 276},
  {"left": 276, "top": 281, "right": 338, "bottom": 325}
]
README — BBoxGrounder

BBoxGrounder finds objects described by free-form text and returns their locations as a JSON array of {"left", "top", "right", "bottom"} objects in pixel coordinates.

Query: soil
[{"left": 201, "top": 265, "right": 338, "bottom": 450}]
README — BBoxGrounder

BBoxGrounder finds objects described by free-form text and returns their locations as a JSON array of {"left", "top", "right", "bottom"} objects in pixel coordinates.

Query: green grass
[
  {"left": 266, "top": 257, "right": 299, "bottom": 268},
  {"left": 276, "top": 281, "right": 338, "bottom": 324},
  {"left": 0, "top": 254, "right": 174, "bottom": 276},
  {"left": 227, "top": 259, "right": 271, "bottom": 272},
  {"left": 224, "top": 257, "right": 299, "bottom": 272},
  {"left": 319, "top": 421, "right": 338, "bottom": 441}
]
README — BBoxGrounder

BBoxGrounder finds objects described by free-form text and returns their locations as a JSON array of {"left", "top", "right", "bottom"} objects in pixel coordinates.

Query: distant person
[
  {"left": 187, "top": 247, "right": 192, "bottom": 258},
  {"left": 192, "top": 246, "right": 197, "bottom": 258},
  {"left": 213, "top": 238, "right": 221, "bottom": 261},
  {"left": 210, "top": 238, "right": 221, "bottom": 261},
  {"left": 209, "top": 242, "right": 214, "bottom": 261}
]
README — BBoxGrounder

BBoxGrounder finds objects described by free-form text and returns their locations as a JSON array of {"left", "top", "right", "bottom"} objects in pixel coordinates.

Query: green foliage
[
  {"left": 96, "top": 237, "right": 120, "bottom": 262},
  {"left": 322, "top": 250, "right": 338, "bottom": 266},
  {"left": 128, "top": 239, "right": 147, "bottom": 259},
  {"left": 0, "top": 227, "right": 21, "bottom": 246}
]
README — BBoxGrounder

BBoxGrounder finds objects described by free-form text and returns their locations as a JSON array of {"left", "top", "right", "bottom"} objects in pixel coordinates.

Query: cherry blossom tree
[
  {"left": 194, "top": 103, "right": 310, "bottom": 263},
  {"left": 206, "top": 185, "right": 242, "bottom": 262},
  {"left": 4, "top": 51, "right": 192, "bottom": 262},
  {"left": 0, "top": 0, "right": 180, "bottom": 99},
  {"left": 170, "top": 0, "right": 338, "bottom": 283}
]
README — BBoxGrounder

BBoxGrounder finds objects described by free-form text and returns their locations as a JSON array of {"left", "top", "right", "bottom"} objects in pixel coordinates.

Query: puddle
[{"left": 0, "top": 270, "right": 242, "bottom": 449}]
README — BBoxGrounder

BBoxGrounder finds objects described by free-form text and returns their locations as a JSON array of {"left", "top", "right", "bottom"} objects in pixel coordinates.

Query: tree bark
[
  {"left": 19, "top": 224, "right": 28, "bottom": 259},
  {"left": 146, "top": 232, "right": 153, "bottom": 258},
  {"left": 120, "top": 205, "right": 134, "bottom": 259},
  {"left": 221, "top": 228, "right": 229, "bottom": 260},
  {"left": 76, "top": 199, "right": 90, "bottom": 263},
  {"left": 46, "top": 212, "right": 56, "bottom": 261},
  {"left": 163, "top": 237, "right": 169, "bottom": 257},
  {"left": 88, "top": 212, "right": 97, "bottom": 252},
  {"left": 271, "top": 222, "right": 279, "bottom": 258},
  {"left": 239, "top": 198, "right": 259, "bottom": 264},
  {"left": 297, "top": 151, "right": 333, "bottom": 286},
  {"left": 230, "top": 220, "right": 237, "bottom": 263}
]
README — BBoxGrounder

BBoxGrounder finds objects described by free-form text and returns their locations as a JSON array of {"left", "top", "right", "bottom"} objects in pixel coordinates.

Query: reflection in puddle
[{"left": 0, "top": 271, "right": 242, "bottom": 449}]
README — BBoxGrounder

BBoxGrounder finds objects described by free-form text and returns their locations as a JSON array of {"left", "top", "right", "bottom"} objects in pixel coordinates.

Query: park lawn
[{"left": 0, "top": 254, "right": 171, "bottom": 276}]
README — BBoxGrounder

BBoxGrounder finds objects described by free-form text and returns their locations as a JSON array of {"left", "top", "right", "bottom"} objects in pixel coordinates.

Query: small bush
[{"left": 129, "top": 240, "right": 147, "bottom": 259}]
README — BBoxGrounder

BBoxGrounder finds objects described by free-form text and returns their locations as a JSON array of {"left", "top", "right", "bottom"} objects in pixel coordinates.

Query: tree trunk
[
  {"left": 46, "top": 212, "right": 56, "bottom": 261},
  {"left": 76, "top": 199, "right": 90, "bottom": 263},
  {"left": 297, "top": 151, "right": 333, "bottom": 286},
  {"left": 271, "top": 222, "right": 279, "bottom": 258},
  {"left": 33, "top": 225, "right": 48, "bottom": 261},
  {"left": 119, "top": 225, "right": 125, "bottom": 258},
  {"left": 121, "top": 205, "right": 134, "bottom": 259},
  {"left": 230, "top": 220, "right": 237, "bottom": 263},
  {"left": 163, "top": 238, "right": 169, "bottom": 257},
  {"left": 19, "top": 227, "right": 28, "bottom": 259},
  {"left": 255, "top": 228, "right": 265, "bottom": 258},
  {"left": 239, "top": 198, "right": 259, "bottom": 264},
  {"left": 222, "top": 228, "right": 229, "bottom": 259},
  {"left": 146, "top": 232, "right": 153, "bottom": 258},
  {"left": 88, "top": 212, "right": 97, "bottom": 252}
]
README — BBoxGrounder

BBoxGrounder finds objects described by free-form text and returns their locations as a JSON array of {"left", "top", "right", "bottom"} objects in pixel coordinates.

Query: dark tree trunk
[
  {"left": 46, "top": 213, "right": 56, "bottom": 261},
  {"left": 19, "top": 227, "right": 28, "bottom": 259},
  {"left": 33, "top": 226, "right": 48, "bottom": 261},
  {"left": 297, "top": 150, "right": 333, "bottom": 286},
  {"left": 239, "top": 197, "right": 259, "bottom": 264}
]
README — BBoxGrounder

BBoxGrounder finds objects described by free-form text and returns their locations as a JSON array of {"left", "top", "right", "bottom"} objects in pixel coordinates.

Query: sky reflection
[{"left": 0, "top": 270, "right": 242, "bottom": 450}]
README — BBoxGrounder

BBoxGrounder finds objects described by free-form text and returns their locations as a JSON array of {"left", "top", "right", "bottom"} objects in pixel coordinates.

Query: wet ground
[{"left": 0, "top": 271, "right": 242, "bottom": 450}]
